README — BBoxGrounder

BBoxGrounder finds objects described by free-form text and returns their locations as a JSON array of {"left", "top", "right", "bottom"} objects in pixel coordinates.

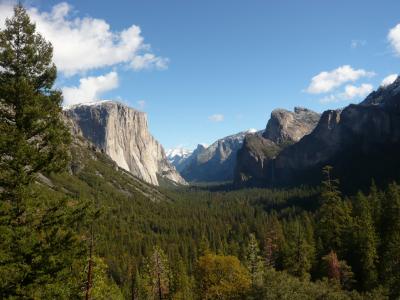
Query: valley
[{"left": 1, "top": 2, "right": 400, "bottom": 300}]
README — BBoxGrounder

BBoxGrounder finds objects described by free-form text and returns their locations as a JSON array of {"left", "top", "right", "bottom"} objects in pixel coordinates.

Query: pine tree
[
  {"left": 245, "top": 234, "right": 264, "bottom": 287},
  {"left": 264, "top": 215, "right": 285, "bottom": 269},
  {"left": 380, "top": 183, "right": 400, "bottom": 298},
  {"left": 0, "top": 4, "right": 69, "bottom": 200},
  {"left": 171, "top": 258, "right": 193, "bottom": 300},
  {"left": 0, "top": 4, "right": 83, "bottom": 298},
  {"left": 351, "top": 192, "right": 378, "bottom": 290},
  {"left": 282, "top": 220, "right": 314, "bottom": 279},
  {"left": 316, "top": 166, "right": 352, "bottom": 256},
  {"left": 143, "top": 246, "right": 171, "bottom": 300}
]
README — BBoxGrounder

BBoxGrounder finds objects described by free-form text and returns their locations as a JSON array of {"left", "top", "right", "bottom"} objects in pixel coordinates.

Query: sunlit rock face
[
  {"left": 235, "top": 107, "right": 320, "bottom": 187},
  {"left": 64, "top": 101, "right": 186, "bottom": 186},
  {"left": 263, "top": 107, "right": 321, "bottom": 144}
]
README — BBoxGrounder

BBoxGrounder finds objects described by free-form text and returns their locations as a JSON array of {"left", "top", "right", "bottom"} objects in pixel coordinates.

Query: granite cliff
[
  {"left": 64, "top": 101, "right": 186, "bottom": 186},
  {"left": 235, "top": 107, "right": 320, "bottom": 186}
]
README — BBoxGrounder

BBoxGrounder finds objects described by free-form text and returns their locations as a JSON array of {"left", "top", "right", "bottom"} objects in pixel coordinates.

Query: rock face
[
  {"left": 64, "top": 101, "right": 186, "bottom": 186},
  {"left": 264, "top": 107, "right": 321, "bottom": 143},
  {"left": 236, "top": 77, "right": 400, "bottom": 190},
  {"left": 270, "top": 78, "right": 400, "bottom": 189},
  {"left": 235, "top": 107, "right": 320, "bottom": 186},
  {"left": 179, "top": 130, "right": 260, "bottom": 182}
]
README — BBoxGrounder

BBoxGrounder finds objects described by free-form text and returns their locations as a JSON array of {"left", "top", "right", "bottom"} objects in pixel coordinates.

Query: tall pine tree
[
  {"left": 316, "top": 166, "right": 352, "bottom": 256},
  {"left": 380, "top": 183, "right": 400, "bottom": 298},
  {"left": 0, "top": 4, "right": 84, "bottom": 298}
]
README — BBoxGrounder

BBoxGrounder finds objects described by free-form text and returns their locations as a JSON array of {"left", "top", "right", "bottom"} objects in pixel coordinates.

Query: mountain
[
  {"left": 268, "top": 77, "right": 400, "bottom": 189},
  {"left": 166, "top": 148, "right": 194, "bottom": 172},
  {"left": 178, "top": 129, "right": 260, "bottom": 182},
  {"left": 235, "top": 107, "right": 321, "bottom": 186},
  {"left": 64, "top": 101, "right": 186, "bottom": 186},
  {"left": 236, "top": 77, "right": 400, "bottom": 190}
]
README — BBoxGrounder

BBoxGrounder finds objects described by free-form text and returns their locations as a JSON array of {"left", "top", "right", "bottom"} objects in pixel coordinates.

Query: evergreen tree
[
  {"left": 0, "top": 4, "right": 69, "bottom": 200},
  {"left": 0, "top": 4, "right": 84, "bottom": 298},
  {"left": 316, "top": 166, "right": 352, "bottom": 256},
  {"left": 264, "top": 215, "right": 285, "bottom": 269},
  {"left": 245, "top": 234, "right": 264, "bottom": 287},
  {"left": 351, "top": 192, "right": 378, "bottom": 290},
  {"left": 143, "top": 246, "right": 171, "bottom": 300},
  {"left": 171, "top": 258, "right": 193, "bottom": 300},
  {"left": 380, "top": 183, "right": 400, "bottom": 298},
  {"left": 282, "top": 219, "right": 314, "bottom": 279},
  {"left": 90, "top": 256, "right": 124, "bottom": 300}
]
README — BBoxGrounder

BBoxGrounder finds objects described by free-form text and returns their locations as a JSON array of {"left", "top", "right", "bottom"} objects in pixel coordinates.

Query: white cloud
[
  {"left": 0, "top": 2, "right": 168, "bottom": 75},
  {"left": 388, "top": 24, "right": 400, "bottom": 56},
  {"left": 137, "top": 100, "right": 146, "bottom": 110},
  {"left": 341, "top": 83, "right": 373, "bottom": 100},
  {"left": 306, "top": 65, "right": 375, "bottom": 94},
  {"left": 208, "top": 114, "right": 224, "bottom": 122},
  {"left": 381, "top": 74, "right": 398, "bottom": 87},
  {"left": 319, "top": 83, "right": 373, "bottom": 104},
  {"left": 62, "top": 71, "right": 119, "bottom": 106},
  {"left": 130, "top": 54, "right": 169, "bottom": 71},
  {"left": 350, "top": 39, "right": 366, "bottom": 49}
]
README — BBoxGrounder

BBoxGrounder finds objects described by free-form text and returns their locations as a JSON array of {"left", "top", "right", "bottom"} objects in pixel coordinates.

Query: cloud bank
[
  {"left": 0, "top": 2, "right": 168, "bottom": 76},
  {"left": 388, "top": 24, "right": 400, "bottom": 56},
  {"left": 306, "top": 65, "right": 375, "bottom": 94},
  {"left": 62, "top": 72, "right": 119, "bottom": 106}
]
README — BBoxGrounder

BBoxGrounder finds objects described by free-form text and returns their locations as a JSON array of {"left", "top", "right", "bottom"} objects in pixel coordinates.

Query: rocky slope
[
  {"left": 64, "top": 101, "right": 186, "bottom": 186},
  {"left": 235, "top": 107, "right": 320, "bottom": 186},
  {"left": 236, "top": 77, "right": 400, "bottom": 190},
  {"left": 269, "top": 78, "right": 400, "bottom": 189},
  {"left": 178, "top": 130, "right": 260, "bottom": 182}
]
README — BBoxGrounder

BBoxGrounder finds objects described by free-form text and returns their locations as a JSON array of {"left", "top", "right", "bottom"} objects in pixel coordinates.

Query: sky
[{"left": 1, "top": 0, "right": 400, "bottom": 150}]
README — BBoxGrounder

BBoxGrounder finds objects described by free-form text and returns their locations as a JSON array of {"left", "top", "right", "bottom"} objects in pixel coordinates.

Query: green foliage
[
  {"left": 282, "top": 216, "right": 315, "bottom": 279},
  {"left": 350, "top": 192, "right": 378, "bottom": 290},
  {"left": 245, "top": 234, "right": 264, "bottom": 287},
  {"left": 0, "top": 4, "right": 69, "bottom": 196},
  {"left": 36, "top": 148, "right": 397, "bottom": 299},
  {"left": 380, "top": 183, "right": 400, "bottom": 298},
  {"left": 316, "top": 166, "right": 352, "bottom": 256},
  {"left": 90, "top": 256, "right": 124, "bottom": 300},
  {"left": 196, "top": 252, "right": 251, "bottom": 299},
  {"left": 142, "top": 246, "right": 171, "bottom": 300},
  {"left": 0, "top": 4, "right": 83, "bottom": 299},
  {"left": 260, "top": 268, "right": 385, "bottom": 300}
]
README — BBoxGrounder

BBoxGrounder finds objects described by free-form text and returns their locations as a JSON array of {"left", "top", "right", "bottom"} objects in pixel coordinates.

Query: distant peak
[
  {"left": 166, "top": 147, "right": 193, "bottom": 158},
  {"left": 63, "top": 100, "right": 113, "bottom": 110},
  {"left": 294, "top": 107, "right": 313, "bottom": 114},
  {"left": 63, "top": 100, "right": 141, "bottom": 112},
  {"left": 247, "top": 128, "right": 257, "bottom": 133}
]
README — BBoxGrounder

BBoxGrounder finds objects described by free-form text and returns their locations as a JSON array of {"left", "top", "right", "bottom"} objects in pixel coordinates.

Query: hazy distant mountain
[
  {"left": 178, "top": 129, "right": 262, "bottom": 182},
  {"left": 166, "top": 148, "right": 194, "bottom": 172},
  {"left": 64, "top": 101, "right": 186, "bottom": 186}
]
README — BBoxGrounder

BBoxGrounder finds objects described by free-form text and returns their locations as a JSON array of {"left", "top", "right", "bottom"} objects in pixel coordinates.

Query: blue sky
[{"left": 2, "top": 0, "right": 400, "bottom": 149}]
